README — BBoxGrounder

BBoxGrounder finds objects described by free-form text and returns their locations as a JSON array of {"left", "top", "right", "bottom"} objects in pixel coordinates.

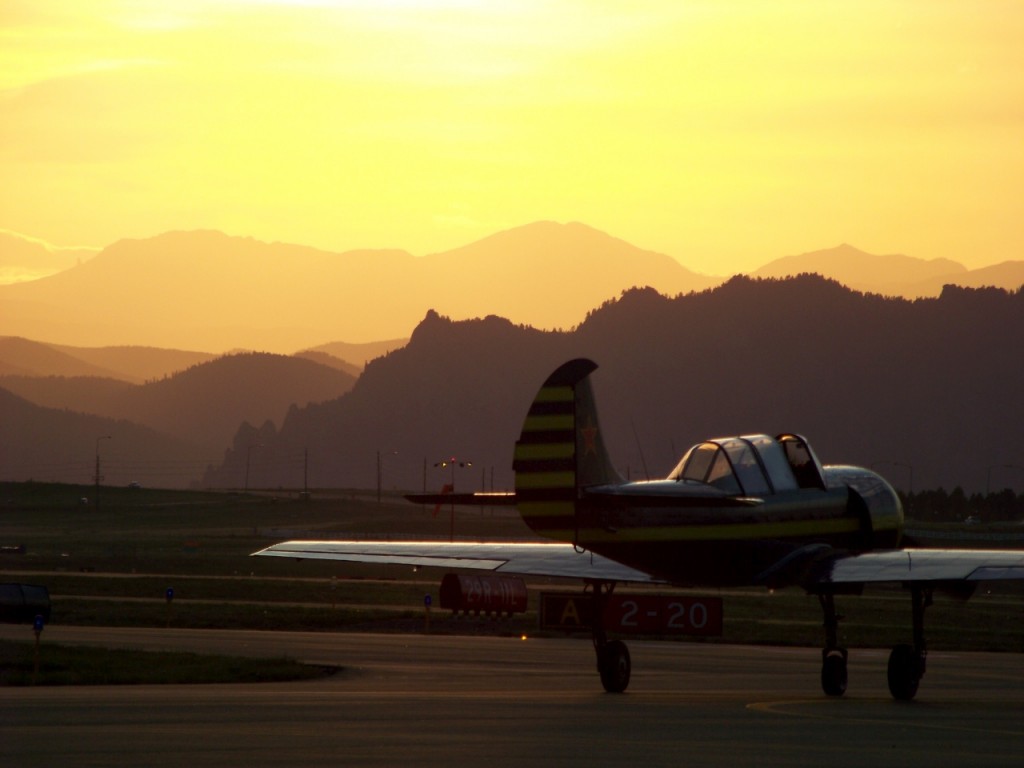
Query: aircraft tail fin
[{"left": 512, "top": 358, "right": 623, "bottom": 542}]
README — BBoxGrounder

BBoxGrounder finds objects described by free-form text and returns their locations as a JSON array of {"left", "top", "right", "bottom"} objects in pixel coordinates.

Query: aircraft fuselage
[{"left": 574, "top": 466, "right": 903, "bottom": 587}]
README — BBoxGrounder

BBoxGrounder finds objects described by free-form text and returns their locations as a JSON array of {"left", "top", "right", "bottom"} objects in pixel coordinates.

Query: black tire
[
  {"left": 598, "top": 640, "right": 631, "bottom": 693},
  {"left": 821, "top": 651, "right": 848, "bottom": 697},
  {"left": 887, "top": 644, "right": 921, "bottom": 701}
]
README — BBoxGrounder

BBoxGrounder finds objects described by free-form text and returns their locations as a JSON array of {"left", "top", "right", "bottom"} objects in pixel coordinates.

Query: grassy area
[
  {"left": 0, "top": 638, "right": 332, "bottom": 686},
  {"left": 1, "top": 481, "right": 1022, "bottom": 661},
  {"left": 4, "top": 573, "right": 1019, "bottom": 652},
  {"left": 0, "top": 481, "right": 531, "bottom": 576}
]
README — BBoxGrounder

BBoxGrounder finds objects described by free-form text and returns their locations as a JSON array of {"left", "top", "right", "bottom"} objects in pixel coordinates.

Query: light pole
[
  {"left": 435, "top": 457, "right": 472, "bottom": 542},
  {"left": 987, "top": 464, "right": 1024, "bottom": 495},
  {"left": 94, "top": 435, "right": 111, "bottom": 512},
  {"left": 245, "top": 443, "right": 261, "bottom": 493},
  {"left": 377, "top": 449, "right": 398, "bottom": 504}
]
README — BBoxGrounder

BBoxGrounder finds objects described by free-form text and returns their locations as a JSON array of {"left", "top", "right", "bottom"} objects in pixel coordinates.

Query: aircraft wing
[
  {"left": 817, "top": 548, "right": 1024, "bottom": 586},
  {"left": 251, "top": 540, "right": 662, "bottom": 583}
]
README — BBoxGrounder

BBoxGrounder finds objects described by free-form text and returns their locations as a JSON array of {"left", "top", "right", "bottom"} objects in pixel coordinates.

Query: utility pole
[
  {"left": 377, "top": 450, "right": 398, "bottom": 504},
  {"left": 94, "top": 435, "right": 111, "bottom": 512},
  {"left": 245, "top": 443, "right": 260, "bottom": 493}
]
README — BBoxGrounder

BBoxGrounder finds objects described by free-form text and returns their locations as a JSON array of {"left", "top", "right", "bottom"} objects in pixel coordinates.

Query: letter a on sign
[{"left": 560, "top": 598, "right": 582, "bottom": 626}]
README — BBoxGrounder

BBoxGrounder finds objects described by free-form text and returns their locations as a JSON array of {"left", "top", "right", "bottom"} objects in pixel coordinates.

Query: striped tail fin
[{"left": 512, "top": 358, "right": 623, "bottom": 542}]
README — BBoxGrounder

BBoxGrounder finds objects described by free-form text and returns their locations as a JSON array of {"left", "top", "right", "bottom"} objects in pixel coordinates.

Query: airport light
[
  {"left": 435, "top": 457, "right": 472, "bottom": 541},
  {"left": 94, "top": 435, "right": 111, "bottom": 512}
]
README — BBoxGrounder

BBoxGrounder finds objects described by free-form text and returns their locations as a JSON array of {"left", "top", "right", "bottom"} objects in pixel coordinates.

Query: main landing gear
[
  {"left": 588, "top": 580, "right": 631, "bottom": 693},
  {"left": 818, "top": 593, "right": 848, "bottom": 696},
  {"left": 818, "top": 585, "right": 931, "bottom": 700}
]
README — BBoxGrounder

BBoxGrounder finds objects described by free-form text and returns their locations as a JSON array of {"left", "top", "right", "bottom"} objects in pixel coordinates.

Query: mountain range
[
  {"left": 2, "top": 351, "right": 357, "bottom": 454},
  {"left": 0, "top": 347, "right": 361, "bottom": 486},
  {"left": 752, "top": 243, "right": 1024, "bottom": 298},
  {"left": 3, "top": 221, "right": 1022, "bottom": 496},
  {"left": 197, "top": 277, "right": 1024, "bottom": 497},
  {"left": 0, "top": 336, "right": 406, "bottom": 383},
  {"left": 2, "top": 222, "right": 1021, "bottom": 354},
  {"left": 4, "top": 277, "right": 1022, "bottom": 494}
]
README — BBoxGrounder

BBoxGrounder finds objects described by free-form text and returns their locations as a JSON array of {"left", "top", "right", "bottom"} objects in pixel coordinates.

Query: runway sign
[{"left": 539, "top": 592, "right": 723, "bottom": 636}]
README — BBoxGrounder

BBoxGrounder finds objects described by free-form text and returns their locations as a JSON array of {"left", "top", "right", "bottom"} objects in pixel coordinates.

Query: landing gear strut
[
  {"left": 818, "top": 586, "right": 931, "bottom": 700},
  {"left": 588, "top": 580, "right": 630, "bottom": 693},
  {"left": 818, "top": 592, "right": 848, "bottom": 697},
  {"left": 887, "top": 586, "right": 930, "bottom": 700}
]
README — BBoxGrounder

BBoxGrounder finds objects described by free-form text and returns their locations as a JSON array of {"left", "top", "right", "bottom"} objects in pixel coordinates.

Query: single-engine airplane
[{"left": 254, "top": 358, "right": 1024, "bottom": 699}]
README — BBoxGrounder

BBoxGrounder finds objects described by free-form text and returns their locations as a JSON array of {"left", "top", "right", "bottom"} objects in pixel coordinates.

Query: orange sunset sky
[{"left": 2, "top": 0, "right": 1022, "bottom": 274}]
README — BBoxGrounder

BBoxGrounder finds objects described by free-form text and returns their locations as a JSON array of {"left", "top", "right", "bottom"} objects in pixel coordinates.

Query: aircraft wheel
[
  {"left": 598, "top": 640, "right": 631, "bottom": 693},
  {"left": 821, "top": 650, "right": 848, "bottom": 697},
  {"left": 887, "top": 644, "right": 922, "bottom": 701}
]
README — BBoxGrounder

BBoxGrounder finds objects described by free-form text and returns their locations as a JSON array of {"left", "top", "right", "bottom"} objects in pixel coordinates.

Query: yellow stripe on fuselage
[{"left": 543, "top": 516, "right": 864, "bottom": 543}]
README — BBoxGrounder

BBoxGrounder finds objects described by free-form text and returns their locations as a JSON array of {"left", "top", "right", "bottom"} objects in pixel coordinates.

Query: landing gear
[
  {"left": 588, "top": 580, "right": 631, "bottom": 693},
  {"left": 821, "top": 649, "right": 848, "bottom": 697},
  {"left": 887, "top": 586, "right": 930, "bottom": 701},
  {"left": 818, "top": 586, "right": 931, "bottom": 700},
  {"left": 599, "top": 639, "right": 632, "bottom": 693},
  {"left": 887, "top": 644, "right": 923, "bottom": 700},
  {"left": 818, "top": 593, "right": 848, "bottom": 697}
]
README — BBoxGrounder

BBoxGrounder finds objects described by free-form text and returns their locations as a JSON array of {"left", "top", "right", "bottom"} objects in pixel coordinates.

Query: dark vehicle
[{"left": 0, "top": 583, "right": 52, "bottom": 624}]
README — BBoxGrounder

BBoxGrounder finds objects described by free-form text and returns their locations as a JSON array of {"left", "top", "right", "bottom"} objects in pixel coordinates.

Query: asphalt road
[{"left": 2, "top": 626, "right": 1022, "bottom": 767}]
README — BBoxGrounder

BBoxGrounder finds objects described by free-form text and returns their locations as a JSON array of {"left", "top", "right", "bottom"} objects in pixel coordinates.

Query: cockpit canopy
[{"left": 668, "top": 434, "right": 826, "bottom": 496}]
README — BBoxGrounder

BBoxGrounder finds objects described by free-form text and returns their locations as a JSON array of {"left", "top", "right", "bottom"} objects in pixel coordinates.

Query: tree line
[{"left": 902, "top": 488, "right": 1024, "bottom": 523}]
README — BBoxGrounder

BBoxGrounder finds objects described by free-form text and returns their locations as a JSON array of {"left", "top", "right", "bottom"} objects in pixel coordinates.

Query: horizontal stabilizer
[{"left": 404, "top": 491, "right": 517, "bottom": 506}]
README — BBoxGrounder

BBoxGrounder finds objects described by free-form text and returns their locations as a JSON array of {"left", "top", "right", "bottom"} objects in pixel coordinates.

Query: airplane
[{"left": 253, "top": 358, "right": 1024, "bottom": 699}]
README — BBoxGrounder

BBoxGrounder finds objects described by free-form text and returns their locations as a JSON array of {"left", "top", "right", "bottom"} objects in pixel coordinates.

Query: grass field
[
  {"left": 0, "top": 638, "right": 332, "bottom": 686},
  {"left": 2, "top": 481, "right": 1022, "bottom": 681}
]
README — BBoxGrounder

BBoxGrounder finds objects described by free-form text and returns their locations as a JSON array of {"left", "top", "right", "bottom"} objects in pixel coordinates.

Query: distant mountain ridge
[
  {"left": 2, "top": 351, "right": 356, "bottom": 453},
  {"left": 419, "top": 221, "right": 716, "bottom": 329},
  {"left": 0, "top": 336, "right": 404, "bottom": 384},
  {"left": 9, "top": 221, "right": 1017, "bottom": 355},
  {"left": 300, "top": 339, "right": 409, "bottom": 370},
  {"left": 754, "top": 244, "right": 962, "bottom": 293},
  {"left": 0, "top": 223, "right": 716, "bottom": 352},
  {"left": 0, "top": 337, "right": 129, "bottom": 379},
  {"left": 753, "top": 243, "right": 1024, "bottom": 299},
  {"left": 0, "top": 352, "right": 358, "bottom": 485},
  {"left": 0, "top": 337, "right": 218, "bottom": 383}
]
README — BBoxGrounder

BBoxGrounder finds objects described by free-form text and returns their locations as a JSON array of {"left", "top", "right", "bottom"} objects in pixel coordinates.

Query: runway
[{"left": 2, "top": 626, "right": 1022, "bottom": 767}]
